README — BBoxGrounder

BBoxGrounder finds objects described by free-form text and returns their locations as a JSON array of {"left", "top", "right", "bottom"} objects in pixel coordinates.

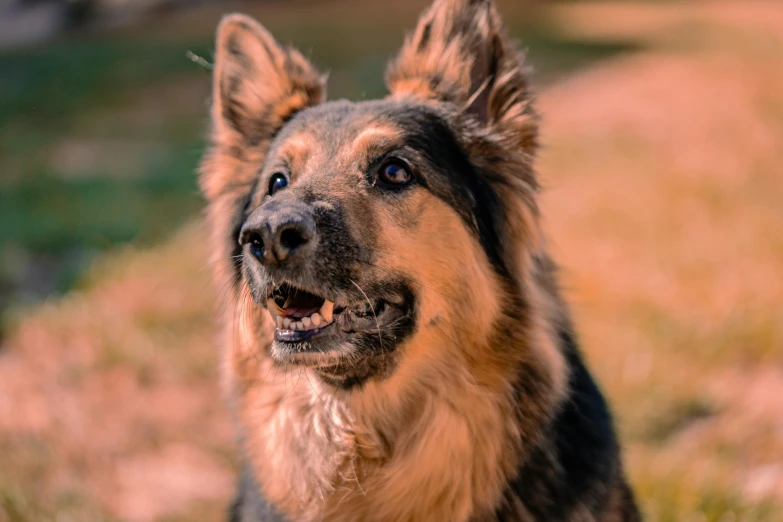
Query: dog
[{"left": 199, "top": 0, "right": 641, "bottom": 520}]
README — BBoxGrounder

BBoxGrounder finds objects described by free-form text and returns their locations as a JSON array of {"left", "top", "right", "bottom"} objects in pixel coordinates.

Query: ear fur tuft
[
  {"left": 212, "top": 14, "right": 325, "bottom": 146},
  {"left": 386, "top": 0, "right": 537, "bottom": 153},
  {"left": 202, "top": 14, "right": 325, "bottom": 200}
]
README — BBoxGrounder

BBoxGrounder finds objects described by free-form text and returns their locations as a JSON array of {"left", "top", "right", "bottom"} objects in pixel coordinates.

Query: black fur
[
  {"left": 237, "top": 100, "right": 512, "bottom": 388},
  {"left": 380, "top": 103, "right": 512, "bottom": 278},
  {"left": 251, "top": 100, "right": 512, "bottom": 278},
  {"left": 230, "top": 466, "right": 288, "bottom": 522},
  {"left": 497, "top": 328, "right": 629, "bottom": 520}
]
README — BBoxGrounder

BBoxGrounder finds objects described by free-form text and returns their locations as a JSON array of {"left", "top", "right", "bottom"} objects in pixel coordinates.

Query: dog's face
[
  {"left": 239, "top": 100, "right": 508, "bottom": 385},
  {"left": 202, "top": 0, "right": 540, "bottom": 387}
]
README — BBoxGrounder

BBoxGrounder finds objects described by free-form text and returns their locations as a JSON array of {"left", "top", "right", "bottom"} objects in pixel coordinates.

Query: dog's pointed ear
[
  {"left": 386, "top": 0, "right": 536, "bottom": 151},
  {"left": 211, "top": 14, "right": 325, "bottom": 148}
]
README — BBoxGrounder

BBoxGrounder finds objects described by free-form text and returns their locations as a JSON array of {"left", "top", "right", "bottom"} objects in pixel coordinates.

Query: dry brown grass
[
  {"left": 1, "top": 1, "right": 782, "bottom": 520},
  {"left": 539, "top": 2, "right": 783, "bottom": 519},
  {"left": 0, "top": 225, "right": 234, "bottom": 521}
]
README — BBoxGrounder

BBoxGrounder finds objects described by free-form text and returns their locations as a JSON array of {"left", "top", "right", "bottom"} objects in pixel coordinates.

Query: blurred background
[{"left": 0, "top": 0, "right": 781, "bottom": 520}]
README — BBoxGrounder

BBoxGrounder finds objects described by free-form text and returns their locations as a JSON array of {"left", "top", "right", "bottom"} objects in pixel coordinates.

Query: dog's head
[{"left": 202, "top": 0, "right": 541, "bottom": 388}]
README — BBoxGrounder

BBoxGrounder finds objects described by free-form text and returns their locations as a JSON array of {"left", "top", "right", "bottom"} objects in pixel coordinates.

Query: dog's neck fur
[{"left": 227, "top": 258, "right": 567, "bottom": 522}]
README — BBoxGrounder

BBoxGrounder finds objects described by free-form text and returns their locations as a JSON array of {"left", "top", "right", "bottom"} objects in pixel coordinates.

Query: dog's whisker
[
  {"left": 352, "top": 258, "right": 463, "bottom": 307},
  {"left": 197, "top": 254, "right": 243, "bottom": 273},
  {"left": 349, "top": 279, "right": 385, "bottom": 358}
]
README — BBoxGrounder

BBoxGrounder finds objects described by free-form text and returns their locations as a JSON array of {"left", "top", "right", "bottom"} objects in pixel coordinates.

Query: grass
[
  {"left": 0, "top": 225, "right": 234, "bottom": 522},
  {"left": 0, "top": 37, "right": 211, "bottom": 316},
  {"left": 2, "top": 0, "right": 782, "bottom": 520},
  {"left": 537, "top": 2, "right": 783, "bottom": 519}
]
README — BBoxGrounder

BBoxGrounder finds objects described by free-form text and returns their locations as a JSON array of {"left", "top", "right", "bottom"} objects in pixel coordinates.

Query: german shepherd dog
[{"left": 200, "top": 0, "right": 640, "bottom": 520}]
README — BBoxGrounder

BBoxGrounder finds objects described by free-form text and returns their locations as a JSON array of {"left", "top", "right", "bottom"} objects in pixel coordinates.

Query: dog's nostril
[
  {"left": 244, "top": 231, "right": 265, "bottom": 260},
  {"left": 279, "top": 226, "right": 308, "bottom": 252}
]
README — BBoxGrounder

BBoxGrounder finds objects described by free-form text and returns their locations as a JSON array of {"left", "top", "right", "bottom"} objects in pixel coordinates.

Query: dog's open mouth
[
  {"left": 266, "top": 282, "right": 408, "bottom": 344},
  {"left": 266, "top": 283, "right": 336, "bottom": 342}
]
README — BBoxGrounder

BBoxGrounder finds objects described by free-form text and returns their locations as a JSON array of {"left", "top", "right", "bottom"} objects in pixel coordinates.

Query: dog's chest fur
[
  {"left": 231, "top": 340, "right": 525, "bottom": 522},
  {"left": 229, "top": 328, "right": 638, "bottom": 522}
]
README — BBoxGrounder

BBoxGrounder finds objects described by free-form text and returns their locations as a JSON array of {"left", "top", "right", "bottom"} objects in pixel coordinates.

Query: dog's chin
[{"left": 262, "top": 281, "right": 415, "bottom": 385}]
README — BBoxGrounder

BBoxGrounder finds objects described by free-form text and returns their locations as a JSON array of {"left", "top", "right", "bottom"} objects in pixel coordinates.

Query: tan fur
[
  {"left": 201, "top": 14, "right": 325, "bottom": 202},
  {"left": 386, "top": 0, "right": 537, "bottom": 154},
  {"left": 231, "top": 201, "right": 522, "bottom": 520},
  {"left": 201, "top": 13, "right": 325, "bottom": 397},
  {"left": 219, "top": 128, "right": 567, "bottom": 519},
  {"left": 348, "top": 125, "right": 403, "bottom": 160}
]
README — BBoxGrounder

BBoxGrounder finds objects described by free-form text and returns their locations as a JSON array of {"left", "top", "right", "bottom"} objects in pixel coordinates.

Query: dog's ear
[
  {"left": 210, "top": 14, "right": 325, "bottom": 148},
  {"left": 386, "top": 0, "right": 536, "bottom": 152},
  {"left": 202, "top": 14, "right": 325, "bottom": 200}
]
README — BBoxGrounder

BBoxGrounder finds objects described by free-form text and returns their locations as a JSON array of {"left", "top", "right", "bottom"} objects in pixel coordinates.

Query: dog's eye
[
  {"left": 378, "top": 161, "right": 412, "bottom": 187},
  {"left": 268, "top": 173, "right": 289, "bottom": 196}
]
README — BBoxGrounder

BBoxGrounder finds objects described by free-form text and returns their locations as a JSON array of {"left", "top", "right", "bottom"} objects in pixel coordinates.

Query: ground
[{"left": 1, "top": 1, "right": 781, "bottom": 521}]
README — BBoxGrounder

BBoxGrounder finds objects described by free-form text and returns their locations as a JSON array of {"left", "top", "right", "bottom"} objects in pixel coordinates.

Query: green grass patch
[{"left": 0, "top": 3, "right": 638, "bottom": 323}]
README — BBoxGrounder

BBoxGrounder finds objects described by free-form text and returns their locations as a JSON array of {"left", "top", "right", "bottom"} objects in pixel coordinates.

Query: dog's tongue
[
  {"left": 285, "top": 306, "right": 322, "bottom": 319},
  {"left": 274, "top": 286, "right": 325, "bottom": 318}
]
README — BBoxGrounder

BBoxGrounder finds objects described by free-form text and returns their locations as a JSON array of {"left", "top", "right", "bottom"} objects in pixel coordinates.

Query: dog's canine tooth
[
  {"left": 267, "top": 299, "right": 282, "bottom": 317},
  {"left": 320, "top": 300, "right": 334, "bottom": 322},
  {"left": 276, "top": 316, "right": 283, "bottom": 329}
]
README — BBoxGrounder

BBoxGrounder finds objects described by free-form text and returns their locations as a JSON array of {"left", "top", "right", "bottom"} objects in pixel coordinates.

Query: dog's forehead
[{"left": 268, "top": 99, "right": 451, "bottom": 162}]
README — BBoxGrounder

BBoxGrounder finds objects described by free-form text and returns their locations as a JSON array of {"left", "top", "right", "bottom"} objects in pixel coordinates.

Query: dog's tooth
[
  {"left": 295, "top": 321, "right": 304, "bottom": 330},
  {"left": 320, "top": 300, "right": 334, "bottom": 323},
  {"left": 283, "top": 317, "right": 292, "bottom": 329},
  {"left": 302, "top": 316, "right": 311, "bottom": 328},
  {"left": 311, "top": 313, "right": 322, "bottom": 327},
  {"left": 276, "top": 316, "right": 283, "bottom": 329}
]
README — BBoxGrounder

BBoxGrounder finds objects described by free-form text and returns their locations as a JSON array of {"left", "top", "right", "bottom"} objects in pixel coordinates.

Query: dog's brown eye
[
  {"left": 379, "top": 162, "right": 412, "bottom": 186},
  {"left": 268, "top": 173, "right": 288, "bottom": 196}
]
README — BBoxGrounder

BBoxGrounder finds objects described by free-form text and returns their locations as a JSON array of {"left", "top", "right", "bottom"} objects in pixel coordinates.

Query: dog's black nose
[{"left": 239, "top": 201, "right": 315, "bottom": 265}]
